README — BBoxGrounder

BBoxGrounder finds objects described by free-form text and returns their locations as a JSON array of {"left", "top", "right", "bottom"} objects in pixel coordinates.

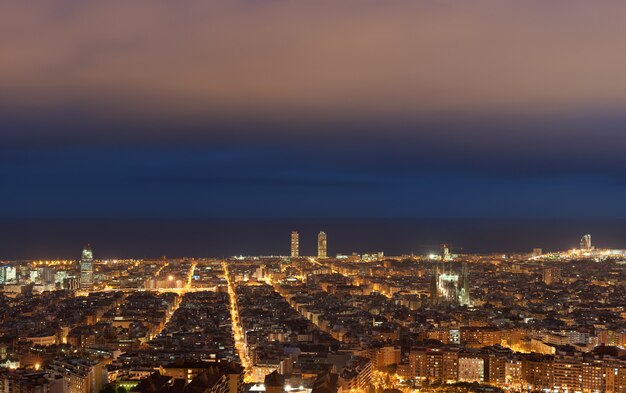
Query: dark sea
[{"left": 1, "top": 218, "right": 626, "bottom": 260}]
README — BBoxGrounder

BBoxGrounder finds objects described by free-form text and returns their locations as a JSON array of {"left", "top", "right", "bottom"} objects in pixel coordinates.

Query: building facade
[
  {"left": 79, "top": 245, "right": 94, "bottom": 290},
  {"left": 290, "top": 231, "right": 299, "bottom": 258},
  {"left": 317, "top": 232, "right": 327, "bottom": 259}
]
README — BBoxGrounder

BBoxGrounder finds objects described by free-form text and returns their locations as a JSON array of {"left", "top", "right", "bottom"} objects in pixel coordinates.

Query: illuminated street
[{"left": 223, "top": 261, "right": 252, "bottom": 381}]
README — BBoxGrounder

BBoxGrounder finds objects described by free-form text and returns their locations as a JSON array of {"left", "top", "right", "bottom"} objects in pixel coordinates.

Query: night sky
[{"left": 3, "top": 1, "right": 626, "bottom": 219}]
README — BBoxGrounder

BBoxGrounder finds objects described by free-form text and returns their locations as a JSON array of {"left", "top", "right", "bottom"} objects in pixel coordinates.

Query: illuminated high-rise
[
  {"left": 317, "top": 231, "right": 327, "bottom": 259},
  {"left": 290, "top": 231, "right": 299, "bottom": 258},
  {"left": 80, "top": 244, "right": 94, "bottom": 290}
]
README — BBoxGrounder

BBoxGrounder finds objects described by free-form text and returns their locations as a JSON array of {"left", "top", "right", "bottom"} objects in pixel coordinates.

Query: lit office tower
[
  {"left": 290, "top": 231, "right": 299, "bottom": 258},
  {"left": 317, "top": 231, "right": 327, "bottom": 259},
  {"left": 80, "top": 244, "right": 94, "bottom": 290}
]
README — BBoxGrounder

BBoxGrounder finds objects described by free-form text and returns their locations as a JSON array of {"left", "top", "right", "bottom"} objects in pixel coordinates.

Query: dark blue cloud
[{"left": 1, "top": 143, "right": 626, "bottom": 218}]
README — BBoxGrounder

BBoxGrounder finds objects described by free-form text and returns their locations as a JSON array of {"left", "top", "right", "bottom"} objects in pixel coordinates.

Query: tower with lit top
[{"left": 80, "top": 244, "right": 94, "bottom": 290}]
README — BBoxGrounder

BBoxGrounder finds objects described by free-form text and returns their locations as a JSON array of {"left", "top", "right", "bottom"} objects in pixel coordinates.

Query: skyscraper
[
  {"left": 317, "top": 231, "right": 327, "bottom": 259},
  {"left": 290, "top": 231, "right": 299, "bottom": 258},
  {"left": 80, "top": 244, "right": 94, "bottom": 290}
]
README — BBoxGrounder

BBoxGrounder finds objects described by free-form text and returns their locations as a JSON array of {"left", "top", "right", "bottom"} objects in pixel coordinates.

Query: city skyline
[
  {"left": 3, "top": 2, "right": 626, "bottom": 393},
  {"left": 4, "top": 218, "right": 626, "bottom": 260},
  {"left": 1, "top": 230, "right": 621, "bottom": 262},
  {"left": 1, "top": 235, "right": 626, "bottom": 393}
]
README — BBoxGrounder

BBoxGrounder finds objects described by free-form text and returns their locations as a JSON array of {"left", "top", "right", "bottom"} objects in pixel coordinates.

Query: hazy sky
[{"left": 2, "top": 1, "right": 626, "bottom": 218}]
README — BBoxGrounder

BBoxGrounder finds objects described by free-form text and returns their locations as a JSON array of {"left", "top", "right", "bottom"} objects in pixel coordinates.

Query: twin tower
[{"left": 291, "top": 231, "right": 327, "bottom": 259}]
